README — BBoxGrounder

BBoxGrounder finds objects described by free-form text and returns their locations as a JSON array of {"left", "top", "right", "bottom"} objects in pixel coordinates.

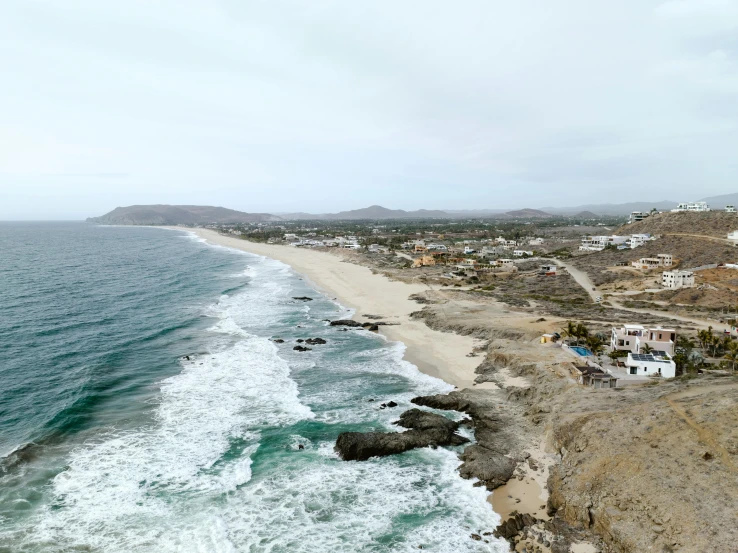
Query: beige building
[
  {"left": 631, "top": 254, "right": 672, "bottom": 270},
  {"left": 610, "top": 325, "right": 676, "bottom": 355}
]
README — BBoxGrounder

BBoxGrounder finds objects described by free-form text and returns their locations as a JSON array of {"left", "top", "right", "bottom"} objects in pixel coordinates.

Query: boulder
[
  {"left": 335, "top": 409, "right": 468, "bottom": 461},
  {"left": 272, "top": 339, "right": 285, "bottom": 344},
  {"left": 305, "top": 337, "right": 327, "bottom": 345},
  {"left": 293, "top": 296, "right": 313, "bottom": 301},
  {"left": 330, "top": 319, "right": 363, "bottom": 327},
  {"left": 293, "top": 345, "right": 312, "bottom": 352}
]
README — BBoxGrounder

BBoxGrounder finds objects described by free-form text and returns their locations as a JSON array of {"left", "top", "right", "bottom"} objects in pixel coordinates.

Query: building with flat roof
[
  {"left": 611, "top": 325, "right": 676, "bottom": 355},
  {"left": 662, "top": 270, "right": 694, "bottom": 289},
  {"left": 671, "top": 202, "right": 710, "bottom": 212},
  {"left": 625, "top": 351, "right": 676, "bottom": 378}
]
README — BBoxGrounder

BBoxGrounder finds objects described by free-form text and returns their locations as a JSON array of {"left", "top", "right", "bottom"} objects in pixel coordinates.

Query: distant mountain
[
  {"left": 502, "top": 208, "right": 552, "bottom": 218},
  {"left": 540, "top": 201, "right": 678, "bottom": 216},
  {"left": 281, "top": 205, "right": 450, "bottom": 220},
  {"left": 87, "top": 205, "right": 280, "bottom": 225},
  {"left": 698, "top": 192, "right": 738, "bottom": 209}
]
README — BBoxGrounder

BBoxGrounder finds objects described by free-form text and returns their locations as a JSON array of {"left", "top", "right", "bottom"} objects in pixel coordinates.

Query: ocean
[{"left": 0, "top": 222, "right": 505, "bottom": 552}]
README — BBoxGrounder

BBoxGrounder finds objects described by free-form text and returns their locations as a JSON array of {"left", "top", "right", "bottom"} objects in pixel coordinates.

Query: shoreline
[
  {"left": 165, "top": 227, "right": 555, "bottom": 539},
  {"left": 174, "top": 227, "right": 486, "bottom": 390}
]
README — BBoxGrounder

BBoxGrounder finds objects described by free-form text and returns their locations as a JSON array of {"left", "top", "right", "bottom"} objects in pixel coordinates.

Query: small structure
[
  {"left": 625, "top": 351, "right": 676, "bottom": 378},
  {"left": 572, "top": 365, "right": 619, "bottom": 388},
  {"left": 513, "top": 250, "right": 534, "bottom": 257},
  {"left": 496, "top": 259, "right": 517, "bottom": 272},
  {"left": 728, "top": 230, "right": 738, "bottom": 244},
  {"left": 540, "top": 333, "right": 559, "bottom": 344},
  {"left": 539, "top": 264, "right": 557, "bottom": 276},
  {"left": 726, "top": 205, "right": 736, "bottom": 213},
  {"left": 413, "top": 255, "right": 436, "bottom": 267},
  {"left": 662, "top": 270, "right": 695, "bottom": 289}
]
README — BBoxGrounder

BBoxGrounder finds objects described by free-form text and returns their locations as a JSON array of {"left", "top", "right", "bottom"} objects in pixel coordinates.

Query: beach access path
[{"left": 172, "top": 228, "right": 488, "bottom": 390}]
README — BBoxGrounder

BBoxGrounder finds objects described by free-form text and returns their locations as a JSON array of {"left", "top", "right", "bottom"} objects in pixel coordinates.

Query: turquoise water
[
  {"left": 0, "top": 223, "right": 504, "bottom": 552},
  {"left": 570, "top": 346, "right": 593, "bottom": 357}
]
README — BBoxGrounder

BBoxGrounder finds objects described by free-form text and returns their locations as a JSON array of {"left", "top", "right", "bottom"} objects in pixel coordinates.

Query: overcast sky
[{"left": 1, "top": 0, "right": 737, "bottom": 219}]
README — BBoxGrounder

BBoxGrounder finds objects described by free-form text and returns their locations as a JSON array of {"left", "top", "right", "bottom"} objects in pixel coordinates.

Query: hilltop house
[
  {"left": 579, "top": 235, "right": 629, "bottom": 251},
  {"left": 628, "top": 211, "right": 650, "bottom": 224},
  {"left": 539, "top": 264, "right": 557, "bottom": 276},
  {"left": 513, "top": 250, "right": 534, "bottom": 257},
  {"left": 632, "top": 254, "right": 673, "bottom": 270},
  {"left": 626, "top": 234, "right": 653, "bottom": 249},
  {"left": 625, "top": 351, "right": 676, "bottom": 378},
  {"left": 662, "top": 270, "right": 694, "bottom": 289},
  {"left": 610, "top": 325, "right": 676, "bottom": 355},
  {"left": 671, "top": 202, "right": 710, "bottom": 212},
  {"left": 726, "top": 206, "right": 736, "bottom": 213}
]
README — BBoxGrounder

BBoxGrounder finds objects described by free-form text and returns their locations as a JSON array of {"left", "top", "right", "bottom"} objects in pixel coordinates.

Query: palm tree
[
  {"left": 724, "top": 341, "right": 738, "bottom": 373},
  {"left": 561, "top": 321, "right": 577, "bottom": 344},
  {"left": 576, "top": 323, "right": 589, "bottom": 346},
  {"left": 641, "top": 343, "right": 654, "bottom": 354}
]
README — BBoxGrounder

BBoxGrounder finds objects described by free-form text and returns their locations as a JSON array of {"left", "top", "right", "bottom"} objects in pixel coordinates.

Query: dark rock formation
[
  {"left": 386, "top": 401, "right": 398, "bottom": 408},
  {"left": 330, "top": 319, "right": 363, "bottom": 327},
  {"left": 296, "top": 339, "right": 304, "bottom": 343},
  {"left": 292, "top": 296, "right": 313, "bottom": 301},
  {"left": 494, "top": 513, "right": 539, "bottom": 541},
  {"left": 335, "top": 409, "right": 468, "bottom": 461},
  {"left": 293, "top": 345, "right": 312, "bottom": 352},
  {"left": 412, "top": 392, "right": 518, "bottom": 490},
  {"left": 271, "top": 339, "right": 285, "bottom": 344},
  {"left": 305, "top": 337, "right": 327, "bottom": 345}
]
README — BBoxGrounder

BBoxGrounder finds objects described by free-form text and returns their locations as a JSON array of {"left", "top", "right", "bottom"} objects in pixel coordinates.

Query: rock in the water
[
  {"left": 305, "top": 337, "right": 327, "bottom": 345},
  {"left": 293, "top": 345, "right": 312, "bottom": 352},
  {"left": 330, "top": 319, "right": 363, "bottom": 327},
  {"left": 292, "top": 296, "right": 313, "bottom": 301},
  {"left": 335, "top": 409, "right": 468, "bottom": 461},
  {"left": 368, "top": 324, "right": 379, "bottom": 331},
  {"left": 296, "top": 339, "right": 304, "bottom": 343},
  {"left": 386, "top": 401, "right": 398, "bottom": 408},
  {"left": 272, "top": 339, "right": 285, "bottom": 344}
]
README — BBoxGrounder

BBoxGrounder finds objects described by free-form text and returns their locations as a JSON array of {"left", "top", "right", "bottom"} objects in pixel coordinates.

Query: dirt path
[
  {"left": 549, "top": 259, "right": 715, "bottom": 329},
  {"left": 663, "top": 232, "right": 735, "bottom": 245}
]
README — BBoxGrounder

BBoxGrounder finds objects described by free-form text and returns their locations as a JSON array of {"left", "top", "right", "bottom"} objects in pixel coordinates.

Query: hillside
[
  {"left": 617, "top": 211, "right": 738, "bottom": 238},
  {"left": 87, "top": 205, "right": 280, "bottom": 225},
  {"left": 502, "top": 208, "right": 552, "bottom": 218},
  {"left": 281, "top": 205, "right": 450, "bottom": 220}
]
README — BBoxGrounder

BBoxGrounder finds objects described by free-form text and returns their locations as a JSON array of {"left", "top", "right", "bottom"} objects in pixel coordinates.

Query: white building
[
  {"left": 662, "top": 270, "right": 695, "bottom": 289},
  {"left": 611, "top": 325, "right": 676, "bottom": 355},
  {"left": 426, "top": 243, "right": 448, "bottom": 251},
  {"left": 343, "top": 243, "right": 363, "bottom": 250},
  {"left": 728, "top": 230, "right": 738, "bottom": 244},
  {"left": 671, "top": 202, "right": 710, "bottom": 212},
  {"left": 539, "top": 264, "right": 557, "bottom": 276},
  {"left": 463, "top": 246, "right": 477, "bottom": 254},
  {"left": 579, "top": 235, "right": 629, "bottom": 252},
  {"left": 513, "top": 250, "right": 534, "bottom": 257},
  {"left": 726, "top": 206, "right": 736, "bottom": 213},
  {"left": 529, "top": 238, "right": 544, "bottom": 246},
  {"left": 627, "top": 234, "right": 653, "bottom": 249},
  {"left": 625, "top": 352, "right": 676, "bottom": 378}
]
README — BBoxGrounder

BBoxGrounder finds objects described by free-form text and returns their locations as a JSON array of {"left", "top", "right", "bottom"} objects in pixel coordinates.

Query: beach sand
[{"left": 181, "top": 228, "right": 484, "bottom": 389}]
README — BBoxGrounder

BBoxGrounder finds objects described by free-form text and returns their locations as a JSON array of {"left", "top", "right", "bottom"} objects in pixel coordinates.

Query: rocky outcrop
[
  {"left": 335, "top": 409, "right": 468, "bottom": 461},
  {"left": 305, "top": 337, "right": 327, "bottom": 345},
  {"left": 412, "top": 391, "right": 520, "bottom": 490},
  {"left": 293, "top": 345, "right": 312, "bottom": 352},
  {"left": 292, "top": 296, "right": 313, "bottom": 301},
  {"left": 330, "top": 319, "right": 363, "bottom": 327}
]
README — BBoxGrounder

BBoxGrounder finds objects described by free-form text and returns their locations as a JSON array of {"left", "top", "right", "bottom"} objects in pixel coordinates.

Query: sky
[{"left": 1, "top": 0, "right": 737, "bottom": 219}]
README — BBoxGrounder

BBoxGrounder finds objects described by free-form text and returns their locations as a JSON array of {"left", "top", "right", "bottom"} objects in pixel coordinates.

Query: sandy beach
[{"left": 180, "top": 228, "right": 485, "bottom": 390}]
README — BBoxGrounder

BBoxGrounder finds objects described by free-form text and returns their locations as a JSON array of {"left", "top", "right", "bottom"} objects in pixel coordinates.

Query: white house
[
  {"left": 628, "top": 211, "right": 650, "bottom": 224},
  {"left": 539, "top": 264, "right": 557, "bottom": 276},
  {"left": 513, "top": 250, "right": 534, "bottom": 257},
  {"left": 611, "top": 325, "right": 676, "bottom": 355},
  {"left": 529, "top": 238, "right": 544, "bottom": 246},
  {"left": 463, "top": 245, "right": 477, "bottom": 254},
  {"left": 726, "top": 205, "right": 736, "bottom": 213},
  {"left": 662, "top": 270, "right": 695, "bottom": 289},
  {"left": 671, "top": 202, "right": 710, "bottom": 212},
  {"left": 579, "top": 235, "right": 629, "bottom": 252},
  {"left": 625, "top": 351, "right": 676, "bottom": 378},
  {"left": 627, "top": 234, "right": 653, "bottom": 249},
  {"left": 343, "top": 243, "right": 362, "bottom": 250},
  {"left": 427, "top": 243, "right": 448, "bottom": 251}
]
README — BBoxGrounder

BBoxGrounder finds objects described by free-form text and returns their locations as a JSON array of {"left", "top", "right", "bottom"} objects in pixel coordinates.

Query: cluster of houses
[
  {"left": 283, "top": 233, "right": 364, "bottom": 249},
  {"left": 579, "top": 233, "right": 654, "bottom": 252}
]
